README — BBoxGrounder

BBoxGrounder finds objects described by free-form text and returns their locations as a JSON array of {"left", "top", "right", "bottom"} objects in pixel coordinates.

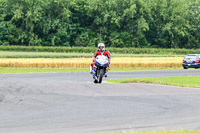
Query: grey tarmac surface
[{"left": 1, "top": 69, "right": 200, "bottom": 133}]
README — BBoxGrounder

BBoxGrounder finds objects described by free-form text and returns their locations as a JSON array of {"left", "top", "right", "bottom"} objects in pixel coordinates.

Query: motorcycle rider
[{"left": 90, "top": 43, "right": 111, "bottom": 79}]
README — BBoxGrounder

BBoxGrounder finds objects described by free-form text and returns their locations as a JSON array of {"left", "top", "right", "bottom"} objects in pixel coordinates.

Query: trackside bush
[{"left": 0, "top": 46, "right": 200, "bottom": 55}]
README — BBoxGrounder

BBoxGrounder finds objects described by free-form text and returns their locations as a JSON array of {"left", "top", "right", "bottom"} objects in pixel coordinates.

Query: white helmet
[{"left": 98, "top": 43, "right": 105, "bottom": 51}]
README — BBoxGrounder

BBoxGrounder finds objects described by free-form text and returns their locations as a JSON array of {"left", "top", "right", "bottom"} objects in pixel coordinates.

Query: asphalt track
[{"left": 1, "top": 70, "right": 200, "bottom": 133}]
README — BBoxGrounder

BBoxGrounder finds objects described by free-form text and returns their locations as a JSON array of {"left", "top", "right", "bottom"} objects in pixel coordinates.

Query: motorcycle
[{"left": 93, "top": 55, "right": 109, "bottom": 84}]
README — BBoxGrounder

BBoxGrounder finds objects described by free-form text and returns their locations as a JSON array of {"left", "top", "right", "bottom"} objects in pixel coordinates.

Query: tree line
[{"left": 0, "top": 0, "right": 200, "bottom": 48}]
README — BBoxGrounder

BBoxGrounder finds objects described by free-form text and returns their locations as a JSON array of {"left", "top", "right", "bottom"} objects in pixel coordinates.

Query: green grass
[
  {"left": 0, "top": 68, "right": 90, "bottom": 73},
  {"left": 108, "top": 130, "right": 200, "bottom": 133},
  {"left": 0, "top": 51, "right": 93, "bottom": 58},
  {"left": 110, "top": 68, "right": 181, "bottom": 71},
  {"left": 0, "top": 68, "right": 181, "bottom": 74},
  {"left": 107, "top": 76, "right": 200, "bottom": 88},
  {"left": 0, "top": 51, "right": 185, "bottom": 58}
]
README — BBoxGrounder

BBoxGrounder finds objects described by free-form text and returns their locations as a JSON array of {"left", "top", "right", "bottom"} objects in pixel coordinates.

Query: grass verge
[
  {"left": 0, "top": 68, "right": 181, "bottom": 74},
  {"left": 108, "top": 130, "right": 200, "bottom": 133},
  {"left": 107, "top": 76, "right": 200, "bottom": 88},
  {"left": 0, "top": 51, "right": 185, "bottom": 58},
  {"left": 0, "top": 68, "right": 90, "bottom": 73},
  {"left": 109, "top": 68, "right": 181, "bottom": 71}
]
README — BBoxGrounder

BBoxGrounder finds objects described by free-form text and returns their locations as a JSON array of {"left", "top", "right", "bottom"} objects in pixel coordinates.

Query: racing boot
[
  {"left": 93, "top": 69, "right": 98, "bottom": 80},
  {"left": 105, "top": 74, "right": 107, "bottom": 78},
  {"left": 105, "top": 67, "right": 108, "bottom": 78},
  {"left": 90, "top": 65, "right": 93, "bottom": 74}
]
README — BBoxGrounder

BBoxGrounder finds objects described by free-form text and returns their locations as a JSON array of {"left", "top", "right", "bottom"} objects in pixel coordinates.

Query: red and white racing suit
[{"left": 91, "top": 49, "right": 111, "bottom": 69}]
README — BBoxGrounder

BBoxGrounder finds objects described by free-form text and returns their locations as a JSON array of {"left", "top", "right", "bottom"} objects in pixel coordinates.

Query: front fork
[{"left": 93, "top": 66, "right": 108, "bottom": 79}]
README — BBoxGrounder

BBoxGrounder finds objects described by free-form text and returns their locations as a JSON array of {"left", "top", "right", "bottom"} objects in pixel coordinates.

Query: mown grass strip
[
  {"left": 109, "top": 68, "right": 181, "bottom": 71},
  {"left": 0, "top": 51, "right": 93, "bottom": 58},
  {"left": 107, "top": 76, "right": 200, "bottom": 88},
  {"left": 0, "top": 51, "right": 185, "bottom": 58},
  {"left": 0, "top": 68, "right": 89, "bottom": 73},
  {"left": 0, "top": 68, "right": 181, "bottom": 74},
  {"left": 108, "top": 130, "right": 200, "bottom": 133}
]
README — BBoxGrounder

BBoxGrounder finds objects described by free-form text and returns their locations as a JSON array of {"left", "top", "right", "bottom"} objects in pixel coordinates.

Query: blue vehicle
[
  {"left": 93, "top": 55, "right": 109, "bottom": 83},
  {"left": 182, "top": 54, "right": 200, "bottom": 69}
]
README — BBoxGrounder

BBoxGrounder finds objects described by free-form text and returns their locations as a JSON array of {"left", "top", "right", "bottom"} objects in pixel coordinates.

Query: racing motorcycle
[{"left": 93, "top": 55, "right": 109, "bottom": 84}]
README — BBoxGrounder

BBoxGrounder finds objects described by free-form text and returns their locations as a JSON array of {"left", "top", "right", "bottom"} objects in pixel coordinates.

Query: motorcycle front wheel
[{"left": 98, "top": 69, "right": 104, "bottom": 84}]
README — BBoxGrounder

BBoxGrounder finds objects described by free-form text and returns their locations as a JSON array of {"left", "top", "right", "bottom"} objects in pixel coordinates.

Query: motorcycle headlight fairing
[{"left": 95, "top": 62, "right": 100, "bottom": 66}]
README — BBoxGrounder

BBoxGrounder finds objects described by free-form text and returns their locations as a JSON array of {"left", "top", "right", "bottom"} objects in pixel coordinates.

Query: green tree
[{"left": 0, "top": 0, "right": 199, "bottom": 48}]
